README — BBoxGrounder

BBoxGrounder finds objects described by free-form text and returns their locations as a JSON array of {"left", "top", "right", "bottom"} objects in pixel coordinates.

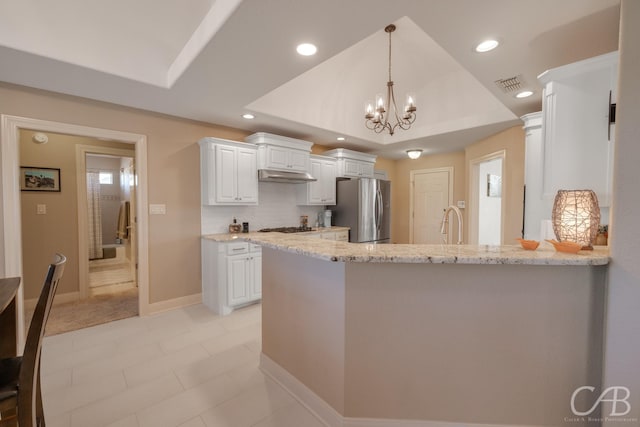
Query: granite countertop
[
  {"left": 202, "top": 232, "right": 610, "bottom": 266},
  {"left": 203, "top": 226, "right": 350, "bottom": 242}
]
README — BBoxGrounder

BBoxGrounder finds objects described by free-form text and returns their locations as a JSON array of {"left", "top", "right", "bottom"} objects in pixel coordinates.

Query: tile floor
[
  {"left": 41, "top": 303, "right": 325, "bottom": 427},
  {"left": 89, "top": 260, "right": 135, "bottom": 290}
]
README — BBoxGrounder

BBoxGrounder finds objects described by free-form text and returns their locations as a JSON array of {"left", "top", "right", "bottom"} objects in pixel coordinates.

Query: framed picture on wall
[{"left": 20, "top": 167, "right": 61, "bottom": 192}]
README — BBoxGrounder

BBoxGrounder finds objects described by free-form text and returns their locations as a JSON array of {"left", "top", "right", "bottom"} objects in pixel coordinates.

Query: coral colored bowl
[
  {"left": 545, "top": 239, "right": 582, "bottom": 254},
  {"left": 516, "top": 238, "right": 540, "bottom": 250}
]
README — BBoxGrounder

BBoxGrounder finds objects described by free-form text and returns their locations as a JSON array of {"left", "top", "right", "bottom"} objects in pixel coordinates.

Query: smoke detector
[{"left": 32, "top": 133, "right": 48, "bottom": 144}]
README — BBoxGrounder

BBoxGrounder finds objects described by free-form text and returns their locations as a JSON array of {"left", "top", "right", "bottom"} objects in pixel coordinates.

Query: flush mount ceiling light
[
  {"left": 241, "top": 113, "right": 255, "bottom": 119},
  {"left": 296, "top": 43, "right": 317, "bottom": 56},
  {"left": 406, "top": 149, "right": 423, "bottom": 159},
  {"left": 336, "top": 137, "right": 346, "bottom": 141},
  {"left": 365, "top": 24, "right": 417, "bottom": 136},
  {"left": 475, "top": 39, "right": 499, "bottom": 53},
  {"left": 515, "top": 90, "right": 534, "bottom": 98}
]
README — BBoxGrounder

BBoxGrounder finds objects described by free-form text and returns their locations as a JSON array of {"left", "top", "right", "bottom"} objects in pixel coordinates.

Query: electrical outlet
[
  {"left": 36, "top": 204, "right": 47, "bottom": 215},
  {"left": 456, "top": 200, "right": 466, "bottom": 209}
]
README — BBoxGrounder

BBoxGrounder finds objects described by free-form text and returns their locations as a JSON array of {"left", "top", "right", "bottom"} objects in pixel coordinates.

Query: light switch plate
[
  {"left": 37, "top": 204, "right": 47, "bottom": 215},
  {"left": 149, "top": 204, "right": 166, "bottom": 215}
]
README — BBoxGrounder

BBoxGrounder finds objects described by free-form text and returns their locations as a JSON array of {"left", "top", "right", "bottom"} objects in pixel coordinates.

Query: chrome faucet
[{"left": 440, "top": 205, "right": 464, "bottom": 245}]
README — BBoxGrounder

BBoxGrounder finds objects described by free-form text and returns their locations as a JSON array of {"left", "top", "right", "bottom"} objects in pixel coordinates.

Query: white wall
[
  {"left": 478, "top": 158, "right": 502, "bottom": 245},
  {"left": 201, "top": 182, "right": 324, "bottom": 234},
  {"left": 604, "top": 0, "right": 640, "bottom": 423}
]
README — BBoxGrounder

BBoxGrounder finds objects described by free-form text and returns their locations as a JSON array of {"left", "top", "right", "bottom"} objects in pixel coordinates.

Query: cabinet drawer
[
  {"left": 226, "top": 242, "right": 249, "bottom": 255},
  {"left": 335, "top": 231, "right": 349, "bottom": 241},
  {"left": 250, "top": 244, "right": 262, "bottom": 253}
]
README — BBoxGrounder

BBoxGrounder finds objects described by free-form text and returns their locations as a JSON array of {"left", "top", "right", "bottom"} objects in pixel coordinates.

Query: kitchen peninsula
[{"left": 235, "top": 233, "right": 609, "bottom": 427}]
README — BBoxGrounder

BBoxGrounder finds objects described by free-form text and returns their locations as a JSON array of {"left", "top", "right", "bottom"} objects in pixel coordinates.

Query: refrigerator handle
[{"left": 375, "top": 189, "right": 383, "bottom": 231}]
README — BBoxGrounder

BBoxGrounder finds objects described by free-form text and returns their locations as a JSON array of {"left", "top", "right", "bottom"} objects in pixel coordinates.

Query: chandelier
[{"left": 365, "top": 24, "right": 417, "bottom": 135}]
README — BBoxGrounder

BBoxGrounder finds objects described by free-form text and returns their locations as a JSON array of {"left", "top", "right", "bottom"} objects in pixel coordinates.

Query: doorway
[
  {"left": 410, "top": 167, "right": 453, "bottom": 244},
  {"left": 469, "top": 151, "right": 506, "bottom": 245},
  {"left": 82, "top": 150, "right": 137, "bottom": 301},
  {"left": 1, "top": 115, "right": 149, "bottom": 348}
]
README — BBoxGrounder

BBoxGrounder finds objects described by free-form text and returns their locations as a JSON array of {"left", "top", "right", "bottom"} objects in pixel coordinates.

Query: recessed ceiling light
[
  {"left": 336, "top": 137, "right": 345, "bottom": 141},
  {"left": 475, "top": 39, "right": 499, "bottom": 53},
  {"left": 242, "top": 113, "right": 255, "bottom": 119},
  {"left": 296, "top": 43, "right": 317, "bottom": 56},
  {"left": 515, "top": 90, "right": 534, "bottom": 98}
]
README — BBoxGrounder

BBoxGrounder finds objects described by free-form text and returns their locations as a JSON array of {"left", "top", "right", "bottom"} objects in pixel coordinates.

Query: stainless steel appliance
[{"left": 334, "top": 178, "right": 391, "bottom": 243}]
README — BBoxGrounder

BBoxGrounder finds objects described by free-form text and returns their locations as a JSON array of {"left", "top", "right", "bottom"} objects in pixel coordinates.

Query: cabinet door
[
  {"left": 289, "top": 150, "right": 309, "bottom": 171},
  {"left": 360, "top": 162, "right": 375, "bottom": 178},
  {"left": 335, "top": 230, "right": 349, "bottom": 241},
  {"left": 343, "top": 159, "right": 361, "bottom": 177},
  {"left": 249, "top": 254, "right": 262, "bottom": 300},
  {"left": 307, "top": 159, "right": 324, "bottom": 204},
  {"left": 265, "top": 145, "right": 290, "bottom": 170},
  {"left": 236, "top": 147, "right": 258, "bottom": 203},
  {"left": 215, "top": 145, "right": 238, "bottom": 203},
  {"left": 321, "top": 160, "right": 337, "bottom": 204},
  {"left": 227, "top": 255, "right": 249, "bottom": 306}
]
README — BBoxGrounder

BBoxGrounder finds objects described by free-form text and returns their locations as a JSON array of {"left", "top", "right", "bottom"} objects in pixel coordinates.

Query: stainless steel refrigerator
[{"left": 333, "top": 178, "right": 391, "bottom": 243}]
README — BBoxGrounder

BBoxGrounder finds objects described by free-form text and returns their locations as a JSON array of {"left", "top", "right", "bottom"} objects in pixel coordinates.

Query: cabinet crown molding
[{"left": 538, "top": 51, "right": 619, "bottom": 85}]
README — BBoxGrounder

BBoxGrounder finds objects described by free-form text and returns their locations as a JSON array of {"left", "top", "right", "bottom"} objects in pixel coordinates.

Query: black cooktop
[{"left": 258, "top": 226, "right": 314, "bottom": 233}]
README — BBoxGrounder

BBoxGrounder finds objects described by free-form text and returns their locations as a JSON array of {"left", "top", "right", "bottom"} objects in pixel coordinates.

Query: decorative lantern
[{"left": 552, "top": 190, "right": 601, "bottom": 250}]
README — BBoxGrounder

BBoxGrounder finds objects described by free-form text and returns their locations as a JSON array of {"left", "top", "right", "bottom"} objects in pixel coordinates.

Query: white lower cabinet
[
  {"left": 202, "top": 239, "right": 261, "bottom": 315},
  {"left": 334, "top": 230, "right": 349, "bottom": 241}
]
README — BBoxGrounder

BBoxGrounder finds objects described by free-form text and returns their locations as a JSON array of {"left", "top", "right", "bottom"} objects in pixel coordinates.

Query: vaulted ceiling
[{"left": 0, "top": 0, "right": 620, "bottom": 158}]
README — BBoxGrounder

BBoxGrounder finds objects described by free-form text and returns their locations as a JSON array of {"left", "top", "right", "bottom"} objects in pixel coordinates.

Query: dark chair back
[{"left": 18, "top": 253, "right": 66, "bottom": 427}]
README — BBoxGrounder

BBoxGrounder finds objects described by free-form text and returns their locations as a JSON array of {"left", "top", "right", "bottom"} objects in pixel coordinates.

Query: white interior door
[
  {"left": 469, "top": 151, "right": 506, "bottom": 245},
  {"left": 411, "top": 168, "right": 453, "bottom": 244},
  {"left": 123, "top": 159, "right": 137, "bottom": 284}
]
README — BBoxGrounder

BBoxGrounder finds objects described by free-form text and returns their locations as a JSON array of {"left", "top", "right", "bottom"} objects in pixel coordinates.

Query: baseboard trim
[
  {"left": 25, "top": 291, "right": 80, "bottom": 311},
  {"left": 260, "top": 353, "right": 537, "bottom": 427},
  {"left": 146, "top": 293, "right": 202, "bottom": 315},
  {"left": 260, "top": 353, "right": 341, "bottom": 427},
  {"left": 27, "top": 291, "right": 202, "bottom": 317}
]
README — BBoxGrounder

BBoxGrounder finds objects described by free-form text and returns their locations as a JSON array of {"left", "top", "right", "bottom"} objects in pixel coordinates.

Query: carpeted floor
[{"left": 41, "top": 287, "right": 138, "bottom": 336}]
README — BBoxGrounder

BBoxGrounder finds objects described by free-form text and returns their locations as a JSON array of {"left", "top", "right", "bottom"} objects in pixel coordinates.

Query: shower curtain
[{"left": 87, "top": 171, "right": 103, "bottom": 259}]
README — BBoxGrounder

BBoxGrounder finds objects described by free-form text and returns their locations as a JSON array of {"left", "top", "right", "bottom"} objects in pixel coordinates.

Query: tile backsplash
[{"left": 201, "top": 182, "right": 324, "bottom": 234}]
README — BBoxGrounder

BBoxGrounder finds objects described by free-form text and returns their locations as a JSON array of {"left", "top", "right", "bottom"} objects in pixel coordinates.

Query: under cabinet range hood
[{"left": 258, "top": 169, "right": 317, "bottom": 183}]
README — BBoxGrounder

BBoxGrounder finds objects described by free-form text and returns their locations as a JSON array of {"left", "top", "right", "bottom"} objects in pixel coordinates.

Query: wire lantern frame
[{"left": 552, "top": 190, "right": 601, "bottom": 250}]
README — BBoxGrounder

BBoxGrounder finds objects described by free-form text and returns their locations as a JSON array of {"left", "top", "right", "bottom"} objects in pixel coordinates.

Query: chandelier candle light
[
  {"left": 551, "top": 190, "right": 601, "bottom": 250},
  {"left": 365, "top": 24, "right": 417, "bottom": 135}
]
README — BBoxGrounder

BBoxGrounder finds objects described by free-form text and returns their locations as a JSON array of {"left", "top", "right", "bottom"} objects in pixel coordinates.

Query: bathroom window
[{"left": 99, "top": 171, "right": 113, "bottom": 185}]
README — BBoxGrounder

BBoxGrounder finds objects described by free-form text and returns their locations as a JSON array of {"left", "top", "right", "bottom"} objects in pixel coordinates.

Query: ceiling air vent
[{"left": 495, "top": 75, "right": 524, "bottom": 93}]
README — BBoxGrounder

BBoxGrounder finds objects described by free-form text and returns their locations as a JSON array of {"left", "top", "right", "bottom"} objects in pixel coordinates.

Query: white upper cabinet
[
  {"left": 323, "top": 148, "right": 377, "bottom": 179},
  {"left": 199, "top": 137, "right": 258, "bottom": 205},
  {"left": 245, "top": 132, "right": 313, "bottom": 172},
  {"left": 538, "top": 51, "right": 618, "bottom": 207},
  {"left": 298, "top": 155, "right": 337, "bottom": 205},
  {"left": 262, "top": 144, "right": 309, "bottom": 172}
]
